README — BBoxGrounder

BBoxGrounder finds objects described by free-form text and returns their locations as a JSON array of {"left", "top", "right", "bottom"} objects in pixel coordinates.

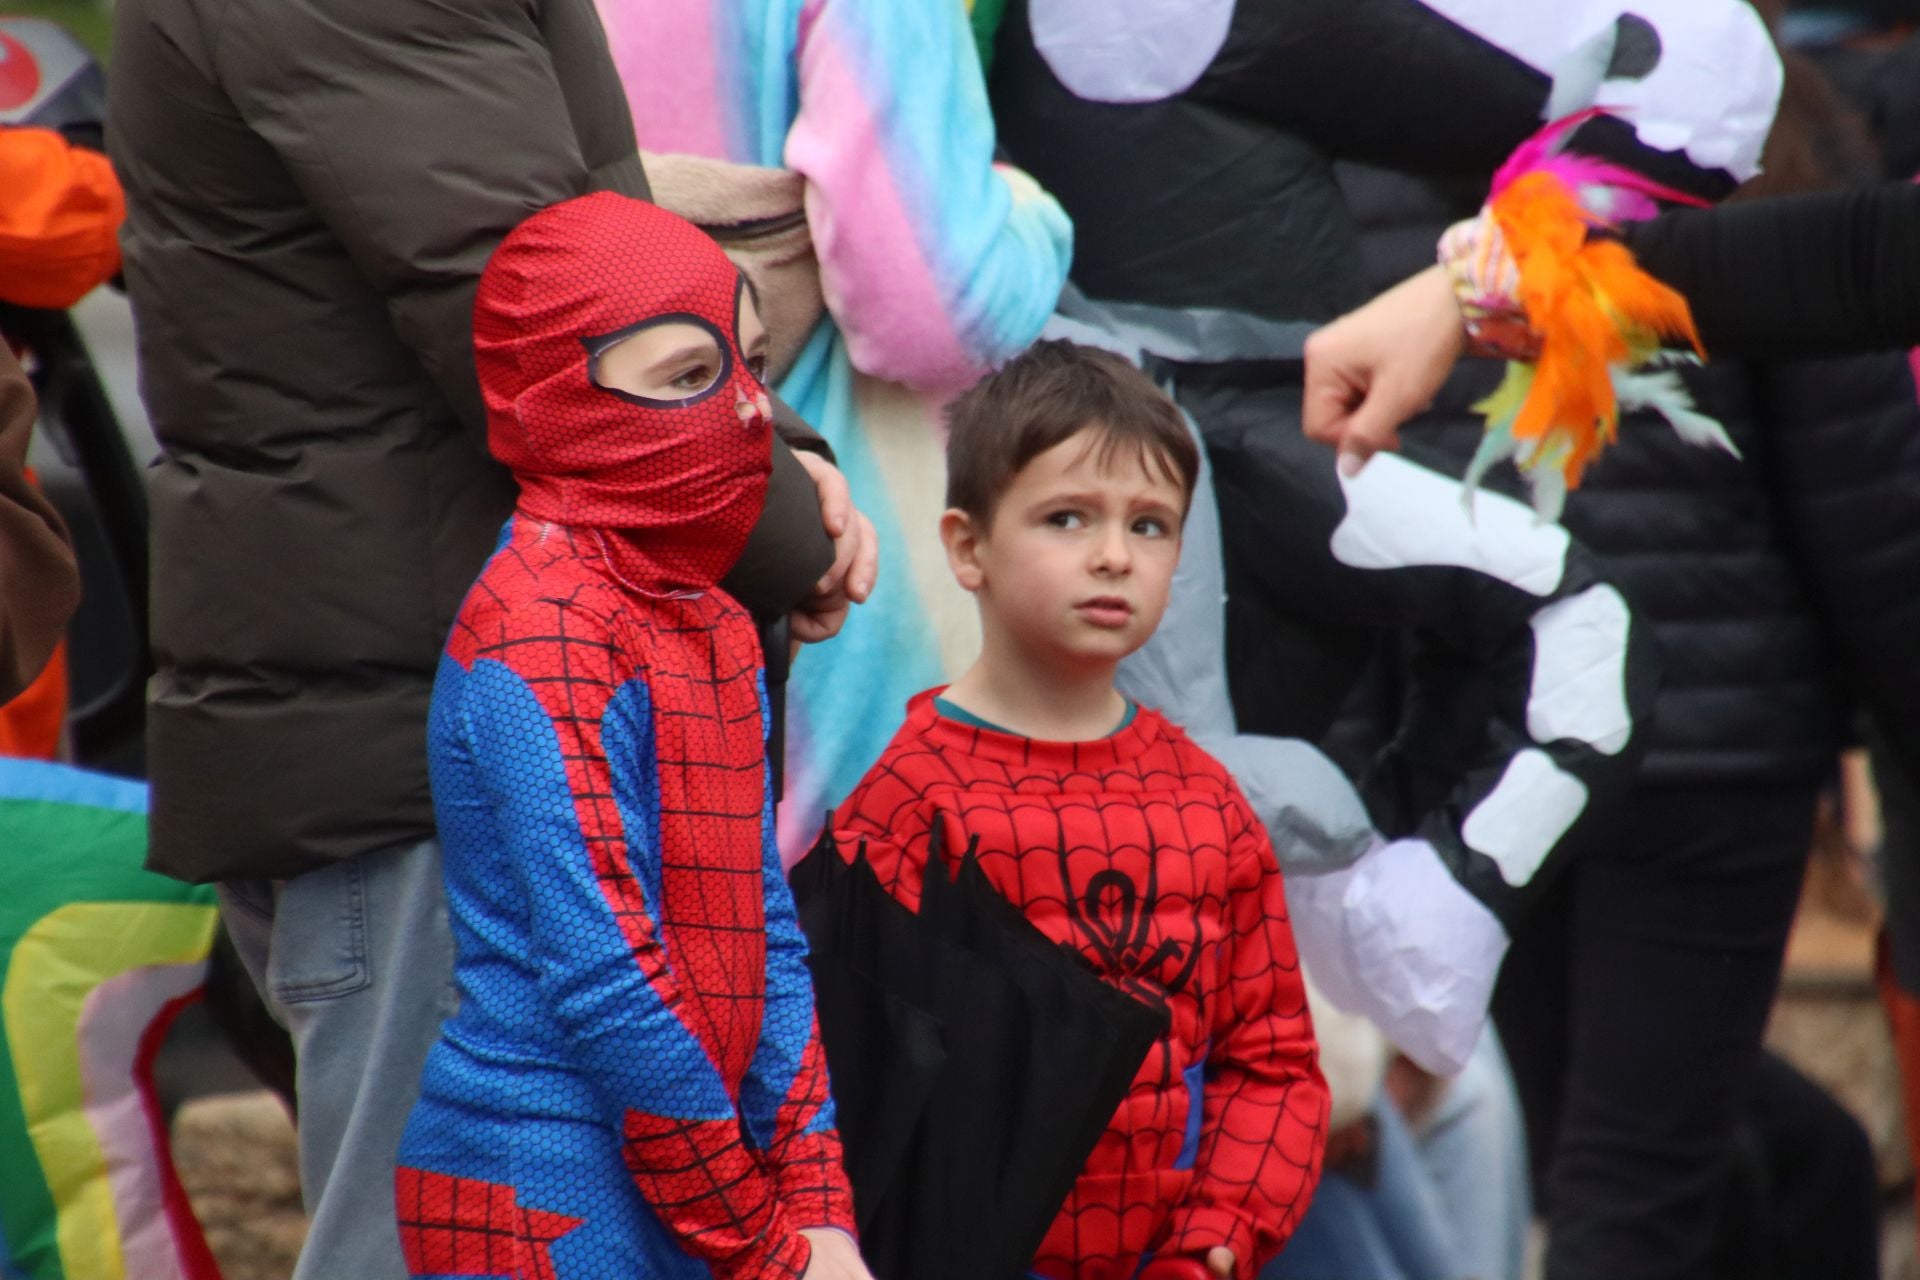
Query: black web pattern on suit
[{"left": 833, "top": 705, "right": 1327, "bottom": 1275}]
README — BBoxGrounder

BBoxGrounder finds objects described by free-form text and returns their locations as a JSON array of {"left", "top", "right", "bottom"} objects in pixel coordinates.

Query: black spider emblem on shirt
[{"left": 1056, "top": 835, "right": 1202, "bottom": 1008}]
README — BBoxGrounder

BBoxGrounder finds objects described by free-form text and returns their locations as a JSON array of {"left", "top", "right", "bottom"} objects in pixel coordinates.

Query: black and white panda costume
[{"left": 990, "top": 1, "right": 1782, "bottom": 1076}]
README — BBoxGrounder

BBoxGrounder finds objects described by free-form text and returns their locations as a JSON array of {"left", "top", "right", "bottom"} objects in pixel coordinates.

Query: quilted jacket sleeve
[
  {"left": 215, "top": 0, "right": 643, "bottom": 442},
  {"left": 1626, "top": 183, "right": 1920, "bottom": 359}
]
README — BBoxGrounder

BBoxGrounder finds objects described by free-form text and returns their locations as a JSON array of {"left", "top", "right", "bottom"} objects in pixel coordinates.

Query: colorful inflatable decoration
[{"left": 0, "top": 759, "right": 221, "bottom": 1280}]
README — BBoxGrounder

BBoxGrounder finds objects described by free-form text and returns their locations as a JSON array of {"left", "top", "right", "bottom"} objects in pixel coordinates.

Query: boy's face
[{"left": 945, "top": 425, "right": 1186, "bottom": 673}]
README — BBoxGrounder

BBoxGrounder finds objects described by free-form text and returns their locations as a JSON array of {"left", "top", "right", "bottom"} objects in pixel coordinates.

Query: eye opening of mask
[
  {"left": 582, "top": 312, "right": 733, "bottom": 409},
  {"left": 734, "top": 274, "right": 771, "bottom": 386}
]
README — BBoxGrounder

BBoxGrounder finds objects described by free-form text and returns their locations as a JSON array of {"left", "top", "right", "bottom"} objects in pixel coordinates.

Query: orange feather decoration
[{"left": 1486, "top": 171, "right": 1704, "bottom": 493}]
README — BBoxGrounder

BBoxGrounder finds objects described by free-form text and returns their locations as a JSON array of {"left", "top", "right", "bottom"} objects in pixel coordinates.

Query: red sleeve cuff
[
  {"left": 714, "top": 1219, "right": 811, "bottom": 1280},
  {"left": 774, "top": 1130, "right": 859, "bottom": 1236}
]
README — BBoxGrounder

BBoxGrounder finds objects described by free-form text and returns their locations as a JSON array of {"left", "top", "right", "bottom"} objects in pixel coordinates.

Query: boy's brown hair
[{"left": 944, "top": 339, "right": 1199, "bottom": 524}]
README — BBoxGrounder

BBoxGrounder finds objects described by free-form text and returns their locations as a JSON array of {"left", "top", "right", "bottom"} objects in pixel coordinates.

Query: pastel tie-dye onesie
[{"left": 596, "top": 0, "right": 1072, "bottom": 856}]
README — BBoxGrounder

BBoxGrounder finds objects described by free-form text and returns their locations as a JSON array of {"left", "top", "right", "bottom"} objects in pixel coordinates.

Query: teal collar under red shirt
[
  {"left": 933, "top": 691, "right": 1138, "bottom": 739},
  {"left": 907, "top": 688, "right": 1162, "bottom": 778}
]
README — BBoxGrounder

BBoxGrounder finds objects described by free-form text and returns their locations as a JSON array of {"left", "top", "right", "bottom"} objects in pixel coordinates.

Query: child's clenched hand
[{"left": 799, "top": 1227, "right": 875, "bottom": 1280}]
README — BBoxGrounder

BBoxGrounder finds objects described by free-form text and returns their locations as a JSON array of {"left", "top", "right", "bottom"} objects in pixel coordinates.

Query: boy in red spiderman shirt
[
  {"left": 831, "top": 340, "right": 1328, "bottom": 1280},
  {"left": 392, "top": 193, "right": 867, "bottom": 1280}
]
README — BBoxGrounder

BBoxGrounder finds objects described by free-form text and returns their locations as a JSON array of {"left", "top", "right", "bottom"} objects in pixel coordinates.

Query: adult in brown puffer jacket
[{"left": 106, "top": 2, "right": 868, "bottom": 1276}]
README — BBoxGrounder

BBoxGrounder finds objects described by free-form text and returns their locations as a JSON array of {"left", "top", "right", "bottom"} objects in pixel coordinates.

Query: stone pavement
[{"left": 172, "top": 1091, "right": 306, "bottom": 1280}]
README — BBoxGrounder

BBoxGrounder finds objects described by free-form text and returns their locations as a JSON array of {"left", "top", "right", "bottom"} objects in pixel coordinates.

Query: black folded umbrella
[{"left": 792, "top": 826, "right": 1168, "bottom": 1280}]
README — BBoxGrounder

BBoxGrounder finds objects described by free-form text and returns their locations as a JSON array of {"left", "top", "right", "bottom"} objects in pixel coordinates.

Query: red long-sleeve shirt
[{"left": 832, "top": 691, "right": 1328, "bottom": 1279}]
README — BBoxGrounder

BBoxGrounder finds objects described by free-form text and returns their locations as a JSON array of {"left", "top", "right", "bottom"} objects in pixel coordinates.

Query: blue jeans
[
  {"left": 1263, "top": 1101, "right": 1466, "bottom": 1280},
  {"left": 219, "top": 836, "right": 456, "bottom": 1280},
  {"left": 1263, "top": 1031, "right": 1530, "bottom": 1280},
  {"left": 1412, "top": 1029, "right": 1530, "bottom": 1280}
]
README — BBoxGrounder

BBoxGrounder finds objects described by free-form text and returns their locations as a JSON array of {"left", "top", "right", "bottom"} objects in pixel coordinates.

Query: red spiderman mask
[{"left": 474, "top": 192, "right": 772, "bottom": 593}]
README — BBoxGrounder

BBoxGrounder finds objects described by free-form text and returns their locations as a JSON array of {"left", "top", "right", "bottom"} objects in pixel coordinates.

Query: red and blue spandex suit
[{"left": 395, "top": 193, "right": 854, "bottom": 1280}]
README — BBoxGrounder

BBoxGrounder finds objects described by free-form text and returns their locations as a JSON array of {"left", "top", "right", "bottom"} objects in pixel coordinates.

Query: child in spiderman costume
[
  {"left": 831, "top": 341, "right": 1329, "bottom": 1280},
  {"left": 392, "top": 192, "right": 864, "bottom": 1280}
]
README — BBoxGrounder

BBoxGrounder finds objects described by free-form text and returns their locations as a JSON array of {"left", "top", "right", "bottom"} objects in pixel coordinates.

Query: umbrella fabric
[
  {"left": 930, "top": 851, "right": 1175, "bottom": 1246},
  {"left": 793, "top": 826, "right": 1168, "bottom": 1279},
  {"left": 791, "top": 832, "right": 949, "bottom": 1200}
]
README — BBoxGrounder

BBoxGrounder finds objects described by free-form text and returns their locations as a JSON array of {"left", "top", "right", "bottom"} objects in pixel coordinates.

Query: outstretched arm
[
  {"left": 1304, "top": 183, "right": 1920, "bottom": 468},
  {"left": 1623, "top": 182, "right": 1920, "bottom": 360}
]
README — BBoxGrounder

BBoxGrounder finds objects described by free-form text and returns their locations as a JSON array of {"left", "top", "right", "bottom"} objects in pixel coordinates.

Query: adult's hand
[
  {"left": 799, "top": 1227, "right": 875, "bottom": 1280},
  {"left": 1301, "top": 264, "right": 1466, "bottom": 475},
  {"left": 790, "top": 449, "right": 878, "bottom": 645}
]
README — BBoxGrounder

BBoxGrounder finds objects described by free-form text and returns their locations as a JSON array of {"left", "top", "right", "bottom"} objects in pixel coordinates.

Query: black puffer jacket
[
  {"left": 1342, "top": 162, "right": 1920, "bottom": 787},
  {"left": 1763, "top": 350, "right": 1920, "bottom": 787}
]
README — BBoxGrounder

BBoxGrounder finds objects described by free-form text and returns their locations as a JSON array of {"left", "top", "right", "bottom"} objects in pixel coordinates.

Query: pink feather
[
  {"left": 1489, "top": 109, "right": 1605, "bottom": 195},
  {"left": 1491, "top": 108, "right": 1710, "bottom": 224}
]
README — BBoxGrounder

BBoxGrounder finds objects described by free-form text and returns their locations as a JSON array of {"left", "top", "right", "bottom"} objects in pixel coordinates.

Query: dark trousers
[
  {"left": 1494, "top": 783, "right": 1817, "bottom": 1280},
  {"left": 1711, "top": 1051, "right": 1880, "bottom": 1280}
]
